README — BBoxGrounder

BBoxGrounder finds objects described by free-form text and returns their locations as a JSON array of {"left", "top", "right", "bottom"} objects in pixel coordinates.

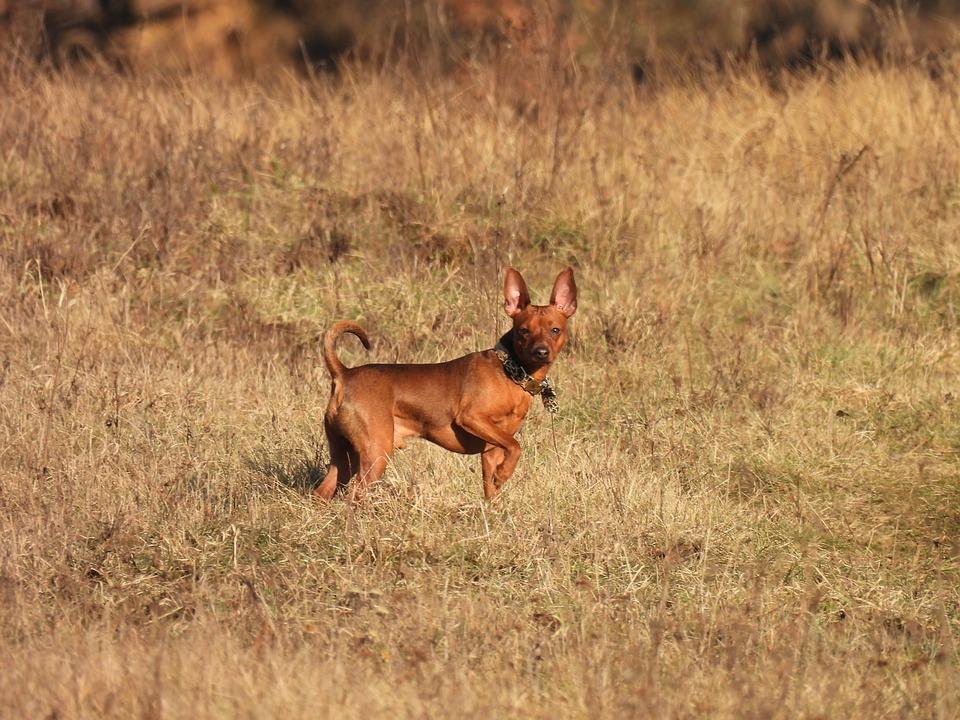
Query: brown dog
[{"left": 315, "top": 267, "right": 577, "bottom": 502}]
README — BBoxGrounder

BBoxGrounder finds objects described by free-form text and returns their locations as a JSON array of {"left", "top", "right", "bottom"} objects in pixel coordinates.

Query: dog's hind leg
[
  {"left": 315, "top": 427, "right": 356, "bottom": 501},
  {"left": 346, "top": 448, "right": 391, "bottom": 503},
  {"left": 346, "top": 417, "right": 394, "bottom": 503}
]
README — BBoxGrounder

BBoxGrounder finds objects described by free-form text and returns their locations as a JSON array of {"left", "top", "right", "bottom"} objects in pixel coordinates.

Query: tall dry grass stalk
[{"left": 0, "top": 50, "right": 958, "bottom": 717}]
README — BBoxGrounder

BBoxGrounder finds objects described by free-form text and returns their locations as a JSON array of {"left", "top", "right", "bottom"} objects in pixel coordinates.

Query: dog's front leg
[
  {"left": 480, "top": 445, "right": 506, "bottom": 499},
  {"left": 457, "top": 413, "right": 521, "bottom": 498}
]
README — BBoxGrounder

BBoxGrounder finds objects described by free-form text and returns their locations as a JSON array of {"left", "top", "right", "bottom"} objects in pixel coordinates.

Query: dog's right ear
[{"left": 503, "top": 267, "right": 531, "bottom": 318}]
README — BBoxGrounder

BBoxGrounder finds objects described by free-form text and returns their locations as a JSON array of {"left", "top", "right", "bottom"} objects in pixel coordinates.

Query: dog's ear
[
  {"left": 550, "top": 267, "right": 577, "bottom": 318},
  {"left": 503, "top": 267, "right": 531, "bottom": 318}
]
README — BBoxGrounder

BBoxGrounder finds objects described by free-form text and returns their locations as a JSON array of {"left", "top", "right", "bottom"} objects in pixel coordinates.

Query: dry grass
[{"left": 0, "top": 52, "right": 958, "bottom": 718}]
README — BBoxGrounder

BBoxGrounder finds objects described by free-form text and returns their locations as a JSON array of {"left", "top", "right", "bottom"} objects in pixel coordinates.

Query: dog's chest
[{"left": 499, "top": 388, "right": 533, "bottom": 433}]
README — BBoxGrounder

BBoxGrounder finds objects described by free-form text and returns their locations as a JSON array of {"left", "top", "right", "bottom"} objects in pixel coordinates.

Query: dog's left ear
[{"left": 550, "top": 267, "right": 577, "bottom": 318}]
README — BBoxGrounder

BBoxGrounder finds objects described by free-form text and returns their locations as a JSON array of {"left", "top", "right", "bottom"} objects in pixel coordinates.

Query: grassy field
[{"left": 0, "top": 52, "right": 958, "bottom": 718}]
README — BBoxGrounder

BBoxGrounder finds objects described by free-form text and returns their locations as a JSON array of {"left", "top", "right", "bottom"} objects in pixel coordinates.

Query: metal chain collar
[{"left": 494, "top": 341, "right": 559, "bottom": 414}]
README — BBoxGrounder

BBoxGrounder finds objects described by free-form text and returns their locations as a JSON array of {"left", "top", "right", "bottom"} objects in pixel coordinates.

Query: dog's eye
[
  {"left": 551, "top": 327, "right": 561, "bottom": 335},
  {"left": 517, "top": 328, "right": 530, "bottom": 336}
]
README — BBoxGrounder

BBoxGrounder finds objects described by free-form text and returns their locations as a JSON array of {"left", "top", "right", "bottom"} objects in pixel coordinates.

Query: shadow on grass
[{"left": 247, "top": 449, "right": 327, "bottom": 493}]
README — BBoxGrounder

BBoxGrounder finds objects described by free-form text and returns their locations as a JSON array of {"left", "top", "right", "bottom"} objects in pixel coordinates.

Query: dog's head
[{"left": 503, "top": 267, "right": 577, "bottom": 370}]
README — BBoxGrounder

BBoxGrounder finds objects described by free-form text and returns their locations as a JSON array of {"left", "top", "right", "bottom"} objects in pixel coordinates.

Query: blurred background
[{"left": 2, "top": 1, "right": 959, "bottom": 78}]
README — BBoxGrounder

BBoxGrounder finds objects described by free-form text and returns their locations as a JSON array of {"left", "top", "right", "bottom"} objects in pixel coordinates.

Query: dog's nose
[{"left": 533, "top": 346, "right": 550, "bottom": 361}]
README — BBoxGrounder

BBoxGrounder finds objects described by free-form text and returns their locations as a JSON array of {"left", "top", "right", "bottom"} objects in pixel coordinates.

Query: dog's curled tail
[{"left": 323, "top": 321, "right": 371, "bottom": 378}]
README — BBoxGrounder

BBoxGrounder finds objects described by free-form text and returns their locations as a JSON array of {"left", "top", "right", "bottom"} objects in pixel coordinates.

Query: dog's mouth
[{"left": 515, "top": 348, "right": 552, "bottom": 370}]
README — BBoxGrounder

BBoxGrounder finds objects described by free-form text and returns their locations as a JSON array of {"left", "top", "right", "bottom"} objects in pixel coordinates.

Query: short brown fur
[{"left": 316, "top": 267, "right": 578, "bottom": 501}]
